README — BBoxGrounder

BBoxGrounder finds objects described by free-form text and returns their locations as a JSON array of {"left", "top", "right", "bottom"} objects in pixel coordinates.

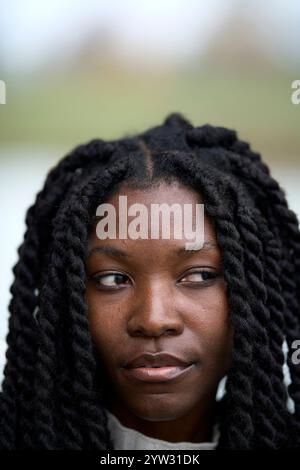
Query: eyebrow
[{"left": 87, "top": 242, "right": 218, "bottom": 259}]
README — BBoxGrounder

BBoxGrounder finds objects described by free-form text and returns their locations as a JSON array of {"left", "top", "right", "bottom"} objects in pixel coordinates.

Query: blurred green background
[{"left": 1, "top": 69, "right": 299, "bottom": 163}]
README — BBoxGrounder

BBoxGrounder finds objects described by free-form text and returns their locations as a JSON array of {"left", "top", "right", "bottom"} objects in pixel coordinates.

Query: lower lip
[{"left": 122, "top": 364, "right": 195, "bottom": 383}]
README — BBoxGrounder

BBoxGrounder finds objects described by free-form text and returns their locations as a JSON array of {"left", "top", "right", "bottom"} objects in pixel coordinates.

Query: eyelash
[{"left": 89, "top": 270, "right": 220, "bottom": 292}]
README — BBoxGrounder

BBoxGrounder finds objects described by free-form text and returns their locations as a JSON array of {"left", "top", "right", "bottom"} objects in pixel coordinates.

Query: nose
[{"left": 127, "top": 279, "right": 184, "bottom": 337}]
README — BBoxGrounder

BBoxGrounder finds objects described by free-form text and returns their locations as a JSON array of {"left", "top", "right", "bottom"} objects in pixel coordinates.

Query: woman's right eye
[{"left": 90, "top": 273, "right": 131, "bottom": 291}]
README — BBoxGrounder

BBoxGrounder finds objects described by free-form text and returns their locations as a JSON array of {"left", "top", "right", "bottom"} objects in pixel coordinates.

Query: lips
[
  {"left": 123, "top": 364, "right": 195, "bottom": 383},
  {"left": 123, "top": 352, "right": 191, "bottom": 369}
]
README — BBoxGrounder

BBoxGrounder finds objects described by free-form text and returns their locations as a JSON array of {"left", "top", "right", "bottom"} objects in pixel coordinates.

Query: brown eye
[
  {"left": 179, "top": 270, "right": 219, "bottom": 286},
  {"left": 91, "top": 273, "right": 131, "bottom": 290}
]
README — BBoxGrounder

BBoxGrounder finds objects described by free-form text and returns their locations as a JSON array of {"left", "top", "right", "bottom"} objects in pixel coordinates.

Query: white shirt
[{"left": 106, "top": 410, "right": 220, "bottom": 450}]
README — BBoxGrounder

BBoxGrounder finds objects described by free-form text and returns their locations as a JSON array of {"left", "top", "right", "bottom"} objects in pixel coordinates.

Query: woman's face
[{"left": 85, "top": 181, "right": 233, "bottom": 427}]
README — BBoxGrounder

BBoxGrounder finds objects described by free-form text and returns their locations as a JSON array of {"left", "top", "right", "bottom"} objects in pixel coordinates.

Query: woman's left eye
[{"left": 179, "top": 270, "right": 218, "bottom": 285}]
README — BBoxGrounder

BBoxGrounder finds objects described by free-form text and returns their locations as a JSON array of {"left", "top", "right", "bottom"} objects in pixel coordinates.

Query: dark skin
[{"left": 85, "top": 181, "right": 233, "bottom": 443}]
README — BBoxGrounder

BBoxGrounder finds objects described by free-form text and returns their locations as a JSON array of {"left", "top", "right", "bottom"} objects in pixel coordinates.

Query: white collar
[{"left": 105, "top": 410, "right": 219, "bottom": 450}]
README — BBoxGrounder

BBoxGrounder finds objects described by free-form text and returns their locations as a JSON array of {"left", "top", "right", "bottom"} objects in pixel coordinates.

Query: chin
[{"left": 129, "top": 398, "right": 191, "bottom": 422}]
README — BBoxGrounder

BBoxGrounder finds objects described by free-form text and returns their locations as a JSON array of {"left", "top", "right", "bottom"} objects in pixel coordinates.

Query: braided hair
[{"left": 1, "top": 112, "right": 299, "bottom": 449}]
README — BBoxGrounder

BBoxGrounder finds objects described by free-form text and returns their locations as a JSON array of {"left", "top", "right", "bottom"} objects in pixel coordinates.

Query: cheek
[
  {"left": 204, "top": 290, "right": 232, "bottom": 372},
  {"left": 85, "top": 287, "right": 125, "bottom": 358},
  {"left": 183, "top": 284, "right": 232, "bottom": 368},
  {"left": 182, "top": 281, "right": 229, "bottom": 326}
]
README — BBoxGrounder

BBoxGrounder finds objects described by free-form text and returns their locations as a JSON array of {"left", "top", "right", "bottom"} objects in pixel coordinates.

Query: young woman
[{"left": 0, "top": 113, "right": 299, "bottom": 450}]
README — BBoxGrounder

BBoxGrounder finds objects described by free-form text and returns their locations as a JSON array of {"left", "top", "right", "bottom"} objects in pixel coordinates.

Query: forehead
[
  {"left": 115, "top": 181, "right": 203, "bottom": 205},
  {"left": 88, "top": 182, "right": 219, "bottom": 254}
]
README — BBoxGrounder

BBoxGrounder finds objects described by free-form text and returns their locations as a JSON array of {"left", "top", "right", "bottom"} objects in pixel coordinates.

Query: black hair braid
[
  {"left": 0, "top": 140, "right": 112, "bottom": 448},
  {"left": 220, "top": 152, "right": 300, "bottom": 442},
  {"left": 1, "top": 201, "right": 48, "bottom": 448},
  {"left": 242, "top": 207, "right": 291, "bottom": 444},
  {"left": 33, "top": 199, "right": 74, "bottom": 449},
  {"left": 163, "top": 112, "right": 194, "bottom": 130},
  {"left": 52, "top": 198, "right": 90, "bottom": 450},
  {"left": 0, "top": 172, "right": 77, "bottom": 449},
  {"left": 221, "top": 150, "right": 300, "bottom": 310},
  {"left": 186, "top": 125, "right": 263, "bottom": 166},
  {"left": 218, "top": 177, "right": 288, "bottom": 447},
  {"left": 253, "top": 211, "right": 295, "bottom": 446},
  {"left": 279, "top": 248, "right": 300, "bottom": 442},
  {"left": 44, "top": 139, "right": 115, "bottom": 186},
  {"left": 210, "top": 170, "right": 288, "bottom": 447},
  {"left": 34, "top": 263, "right": 59, "bottom": 447},
  {"left": 197, "top": 189, "right": 255, "bottom": 449},
  {"left": 54, "top": 158, "right": 129, "bottom": 449},
  {"left": 234, "top": 205, "right": 286, "bottom": 447},
  {"left": 256, "top": 218, "right": 288, "bottom": 403},
  {"left": 32, "top": 161, "right": 118, "bottom": 449},
  {"left": 0, "top": 141, "right": 116, "bottom": 449},
  {"left": 187, "top": 125, "right": 238, "bottom": 150}
]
